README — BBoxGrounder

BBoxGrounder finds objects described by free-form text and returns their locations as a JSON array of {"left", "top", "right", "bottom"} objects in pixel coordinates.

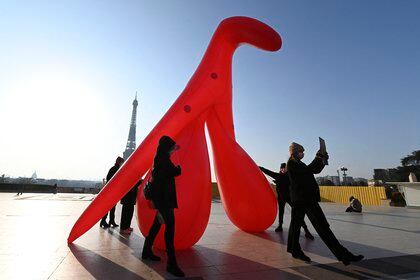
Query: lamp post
[
  {"left": 341, "top": 167, "right": 348, "bottom": 185},
  {"left": 337, "top": 169, "right": 341, "bottom": 186}
]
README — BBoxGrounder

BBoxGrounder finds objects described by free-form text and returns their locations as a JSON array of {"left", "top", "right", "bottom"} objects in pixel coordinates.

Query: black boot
[
  {"left": 292, "top": 251, "right": 311, "bottom": 263},
  {"left": 167, "top": 255, "right": 185, "bottom": 277},
  {"left": 100, "top": 220, "right": 109, "bottom": 228},
  {"left": 141, "top": 237, "right": 161, "bottom": 261},
  {"left": 109, "top": 221, "right": 119, "bottom": 227},
  {"left": 275, "top": 225, "right": 283, "bottom": 232},
  {"left": 342, "top": 253, "right": 364, "bottom": 266}
]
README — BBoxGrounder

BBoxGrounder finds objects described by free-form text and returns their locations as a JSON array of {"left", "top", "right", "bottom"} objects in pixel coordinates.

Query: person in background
[
  {"left": 120, "top": 179, "right": 141, "bottom": 234},
  {"left": 141, "top": 136, "right": 185, "bottom": 278},
  {"left": 16, "top": 185, "right": 23, "bottom": 196},
  {"left": 346, "top": 196, "right": 362, "bottom": 213},
  {"left": 287, "top": 142, "right": 364, "bottom": 265},
  {"left": 100, "top": 156, "right": 124, "bottom": 228},
  {"left": 259, "top": 163, "right": 314, "bottom": 239}
]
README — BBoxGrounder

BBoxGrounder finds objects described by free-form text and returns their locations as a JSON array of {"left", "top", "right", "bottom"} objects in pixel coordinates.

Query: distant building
[
  {"left": 368, "top": 179, "right": 383, "bottom": 186},
  {"left": 316, "top": 175, "right": 340, "bottom": 186},
  {"left": 374, "top": 169, "right": 390, "bottom": 181},
  {"left": 354, "top": 177, "right": 368, "bottom": 185},
  {"left": 374, "top": 168, "right": 399, "bottom": 182},
  {"left": 342, "top": 176, "right": 354, "bottom": 185}
]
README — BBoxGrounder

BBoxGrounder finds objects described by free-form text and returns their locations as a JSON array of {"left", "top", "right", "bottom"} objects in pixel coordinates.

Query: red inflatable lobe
[
  {"left": 68, "top": 16, "right": 282, "bottom": 248},
  {"left": 137, "top": 114, "right": 212, "bottom": 250}
]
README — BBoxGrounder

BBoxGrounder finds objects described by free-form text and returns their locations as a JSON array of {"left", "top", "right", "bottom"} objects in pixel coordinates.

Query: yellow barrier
[
  {"left": 320, "top": 186, "right": 387, "bottom": 206},
  {"left": 212, "top": 183, "right": 387, "bottom": 206}
]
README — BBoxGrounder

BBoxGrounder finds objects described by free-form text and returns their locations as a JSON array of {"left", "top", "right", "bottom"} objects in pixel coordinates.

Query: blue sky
[{"left": 0, "top": 0, "right": 419, "bottom": 180}]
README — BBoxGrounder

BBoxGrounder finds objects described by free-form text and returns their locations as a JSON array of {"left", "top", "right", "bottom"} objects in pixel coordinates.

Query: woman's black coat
[{"left": 151, "top": 137, "right": 181, "bottom": 209}]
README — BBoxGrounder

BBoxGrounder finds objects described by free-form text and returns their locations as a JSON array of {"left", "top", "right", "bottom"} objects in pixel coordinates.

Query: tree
[{"left": 401, "top": 150, "right": 420, "bottom": 167}]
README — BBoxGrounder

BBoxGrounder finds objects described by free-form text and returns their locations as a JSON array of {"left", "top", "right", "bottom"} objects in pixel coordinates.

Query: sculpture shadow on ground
[
  {"left": 108, "top": 229, "right": 307, "bottom": 280},
  {"left": 69, "top": 243, "right": 147, "bottom": 280},
  {"left": 291, "top": 254, "right": 420, "bottom": 280}
]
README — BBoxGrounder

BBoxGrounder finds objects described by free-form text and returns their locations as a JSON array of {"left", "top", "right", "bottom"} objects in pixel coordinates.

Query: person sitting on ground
[{"left": 346, "top": 196, "right": 362, "bottom": 213}]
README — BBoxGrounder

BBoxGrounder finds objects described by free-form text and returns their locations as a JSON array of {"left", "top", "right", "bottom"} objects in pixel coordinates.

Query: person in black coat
[
  {"left": 100, "top": 156, "right": 124, "bottom": 228},
  {"left": 259, "top": 163, "right": 314, "bottom": 239},
  {"left": 141, "top": 136, "right": 185, "bottom": 278},
  {"left": 287, "top": 142, "right": 364, "bottom": 265},
  {"left": 119, "top": 179, "right": 141, "bottom": 234}
]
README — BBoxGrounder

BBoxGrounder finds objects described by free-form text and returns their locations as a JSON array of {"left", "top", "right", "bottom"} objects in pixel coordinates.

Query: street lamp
[
  {"left": 337, "top": 169, "right": 341, "bottom": 186},
  {"left": 340, "top": 167, "right": 348, "bottom": 185}
]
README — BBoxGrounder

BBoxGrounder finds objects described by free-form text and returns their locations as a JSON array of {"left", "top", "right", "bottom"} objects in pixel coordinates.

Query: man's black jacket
[
  {"left": 259, "top": 167, "right": 291, "bottom": 201},
  {"left": 287, "top": 156, "right": 325, "bottom": 204}
]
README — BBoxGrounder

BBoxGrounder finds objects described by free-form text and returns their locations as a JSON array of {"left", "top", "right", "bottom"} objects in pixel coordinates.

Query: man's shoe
[
  {"left": 342, "top": 254, "right": 364, "bottom": 266},
  {"left": 167, "top": 263, "right": 185, "bottom": 277},
  {"left": 275, "top": 225, "right": 283, "bottom": 232},
  {"left": 120, "top": 229, "right": 131, "bottom": 235},
  {"left": 292, "top": 252, "right": 311, "bottom": 263},
  {"left": 128, "top": 227, "right": 134, "bottom": 231},
  {"left": 349, "top": 254, "right": 364, "bottom": 262}
]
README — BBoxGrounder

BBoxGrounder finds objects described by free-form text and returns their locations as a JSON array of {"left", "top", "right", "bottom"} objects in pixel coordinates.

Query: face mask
[{"left": 169, "top": 144, "right": 180, "bottom": 155}]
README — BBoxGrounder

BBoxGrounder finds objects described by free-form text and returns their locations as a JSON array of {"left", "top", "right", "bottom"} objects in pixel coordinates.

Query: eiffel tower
[{"left": 123, "top": 93, "right": 138, "bottom": 160}]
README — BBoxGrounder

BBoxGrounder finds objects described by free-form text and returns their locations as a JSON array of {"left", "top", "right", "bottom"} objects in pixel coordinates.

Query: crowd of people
[{"left": 101, "top": 136, "right": 364, "bottom": 277}]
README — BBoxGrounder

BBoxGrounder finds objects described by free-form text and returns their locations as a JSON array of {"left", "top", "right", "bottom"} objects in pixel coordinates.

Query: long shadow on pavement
[
  {"left": 69, "top": 243, "right": 147, "bottom": 280},
  {"left": 109, "top": 229, "right": 307, "bottom": 280}
]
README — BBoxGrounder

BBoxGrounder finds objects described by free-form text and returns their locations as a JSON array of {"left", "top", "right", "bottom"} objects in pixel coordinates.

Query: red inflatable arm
[{"left": 68, "top": 16, "right": 282, "bottom": 248}]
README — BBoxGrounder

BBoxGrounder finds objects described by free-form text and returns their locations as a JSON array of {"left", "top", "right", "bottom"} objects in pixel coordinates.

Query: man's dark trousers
[
  {"left": 120, "top": 205, "right": 135, "bottom": 230},
  {"left": 288, "top": 202, "right": 349, "bottom": 259},
  {"left": 101, "top": 206, "right": 116, "bottom": 224}
]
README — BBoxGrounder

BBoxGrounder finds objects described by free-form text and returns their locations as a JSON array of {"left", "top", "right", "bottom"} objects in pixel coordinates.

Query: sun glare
[{"left": 0, "top": 72, "right": 109, "bottom": 178}]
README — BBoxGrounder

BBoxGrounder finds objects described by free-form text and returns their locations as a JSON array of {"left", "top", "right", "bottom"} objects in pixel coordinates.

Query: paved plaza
[{"left": 1, "top": 193, "right": 420, "bottom": 279}]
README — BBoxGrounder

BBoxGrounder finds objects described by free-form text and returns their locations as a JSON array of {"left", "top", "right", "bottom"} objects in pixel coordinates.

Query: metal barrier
[{"left": 320, "top": 186, "right": 387, "bottom": 206}]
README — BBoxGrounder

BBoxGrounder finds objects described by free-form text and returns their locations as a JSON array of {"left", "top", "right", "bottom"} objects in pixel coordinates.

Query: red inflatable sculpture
[{"left": 68, "top": 16, "right": 282, "bottom": 249}]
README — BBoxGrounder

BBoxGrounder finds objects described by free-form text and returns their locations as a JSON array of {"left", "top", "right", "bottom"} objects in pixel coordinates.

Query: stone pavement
[{"left": 1, "top": 193, "right": 420, "bottom": 279}]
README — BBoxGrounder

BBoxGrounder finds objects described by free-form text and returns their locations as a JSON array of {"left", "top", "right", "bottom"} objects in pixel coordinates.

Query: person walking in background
[
  {"left": 259, "top": 163, "right": 314, "bottom": 239},
  {"left": 346, "top": 196, "right": 362, "bottom": 213},
  {"left": 16, "top": 185, "right": 23, "bottom": 196},
  {"left": 100, "top": 156, "right": 125, "bottom": 229},
  {"left": 120, "top": 179, "right": 141, "bottom": 234},
  {"left": 141, "top": 136, "right": 185, "bottom": 277},
  {"left": 287, "top": 142, "right": 364, "bottom": 265}
]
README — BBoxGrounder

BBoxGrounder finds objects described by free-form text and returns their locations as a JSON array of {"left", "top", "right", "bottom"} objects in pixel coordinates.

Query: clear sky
[{"left": 0, "top": 0, "right": 419, "bottom": 181}]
